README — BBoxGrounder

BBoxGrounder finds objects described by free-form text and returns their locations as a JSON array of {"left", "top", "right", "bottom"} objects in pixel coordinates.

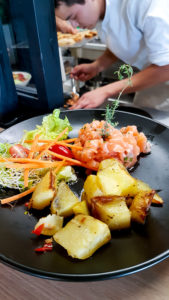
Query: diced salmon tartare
[{"left": 72, "top": 120, "right": 151, "bottom": 170}]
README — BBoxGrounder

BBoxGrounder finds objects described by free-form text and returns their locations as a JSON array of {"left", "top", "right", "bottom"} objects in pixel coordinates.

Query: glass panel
[{"left": 3, "top": 0, "right": 35, "bottom": 90}]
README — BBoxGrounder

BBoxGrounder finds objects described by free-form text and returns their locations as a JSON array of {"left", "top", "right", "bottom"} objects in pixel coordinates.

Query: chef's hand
[
  {"left": 71, "top": 62, "right": 100, "bottom": 81},
  {"left": 55, "top": 16, "right": 77, "bottom": 34},
  {"left": 69, "top": 87, "right": 108, "bottom": 109}
]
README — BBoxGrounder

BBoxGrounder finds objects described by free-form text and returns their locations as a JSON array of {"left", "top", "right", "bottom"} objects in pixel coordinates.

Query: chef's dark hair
[{"left": 54, "top": 0, "right": 85, "bottom": 8}]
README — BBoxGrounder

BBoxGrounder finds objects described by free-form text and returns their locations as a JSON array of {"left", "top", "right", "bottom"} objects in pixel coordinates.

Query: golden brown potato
[
  {"left": 97, "top": 160, "right": 136, "bottom": 196},
  {"left": 73, "top": 200, "right": 90, "bottom": 215},
  {"left": 83, "top": 174, "right": 103, "bottom": 205},
  {"left": 30, "top": 170, "right": 57, "bottom": 210},
  {"left": 53, "top": 214, "right": 111, "bottom": 260},
  {"left": 91, "top": 195, "right": 131, "bottom": 230},
  {"left": 130, "top": 179, "right": 163, "bottom": 205},
  {"left": 81, "top": 191, "right": 88, "bottom": 202},
  {"left": 98, "top": 158, "right": 127, "bottom": 171},
  {"left": 97, "top": 159, "right": 163, "bottom": 205},
  {"left": 33, "top": 214, "right": 63, "bottom": 236},
  {"left": 50, "top": 181, "right": 79, "bottom": 217},
  {"left": 130, "top": 190, "right": 155, "bottom": 224}
]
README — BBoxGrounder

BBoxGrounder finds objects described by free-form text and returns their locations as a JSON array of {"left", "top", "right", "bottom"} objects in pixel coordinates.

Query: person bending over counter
[{"left": 54, "top": 0, "right": 169, "bottom": 111}]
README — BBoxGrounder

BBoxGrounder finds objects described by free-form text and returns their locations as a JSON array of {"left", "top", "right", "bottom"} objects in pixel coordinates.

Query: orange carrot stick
[
  {"left": 62, "top": 138, "right": 78, "bottom": 143},
  {"left": 36, "top": 127, "right": 69, "bottom": 159},
  {"left": 24, "top": 137, "right": 78, "bottom": 144},
  {"left": 1, "top": 186, "right": 36, "bottom": 205},
  {"left": 5, "top": 161, "right": 60, "bottom": 169},
  {"left": 46, "top": 150, "right": 82, "bottom": 166},
  {"left": 0, "top": 157, "right": 58, "bottom": 163},
  {"left": 52, "top": 142, "right": 82, "bottom": 150}
]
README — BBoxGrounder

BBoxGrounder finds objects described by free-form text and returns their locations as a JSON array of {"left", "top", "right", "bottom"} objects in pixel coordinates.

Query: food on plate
[
  {"left": 91, "top": 195, "right": 131, "bottom": 230},
  {"left": 97, "top": 159, "right": 136, "bottom": 196},
  {"left": 13, "top": 72, "right": 27, "bottom": 82},
  {"left": 72, "top": 121, "right": 151, "bottom": 170},
  {"left": 53, "top": 214, "right": 111, "bottom": 260},
  {"left": 31, "top": 158, "right": 162, "bottom": 259},
  {"left": 50, "top": 181, "right": 79, "bottom": 217},
  {"left": 130, "top": 178, "right": 163, "bottom": 204},
  {"left": 64, "top": 92, "right": 79, "bottom": 108},
  {"left": 30, "top": 170, "right": 57, "bottom": 210},
  {"left": 84, "top": 158, "right": 163, "bottom": 207},
  {"left": 58, "top": 37, "right": 75, "bottom": 47},
  {"left": 0, "top": 110, "right": 77, "bottom": 194},
  {"left": 13, "top": 72, "right": 31, "bottom": 86},
  {"left": 0, "top": 109, "right": 164, "bottom": 260},
  {"left": 32, "top": 214, "right": 63, "bottom": 236},
  {"left": 84, "top": 29, "right": 97, "bottom": 38},
  {"left": 22, "top": 109, "right": 72, "bottom": 141},
  {"left": 72, "top": 200, "right": 90, "bottom": 216},
  {"left": 130, "top": 191, "right": 155, "bottom": 224},
  {"left": 57, "top": 29, "right": 97, "bottom": 47}
]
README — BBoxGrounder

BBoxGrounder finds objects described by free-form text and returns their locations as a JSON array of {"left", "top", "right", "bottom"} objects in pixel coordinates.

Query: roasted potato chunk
[
  {"left": 98, "top": 158, "right": 127, "bottom": 171},
  {"left": 73, "top": 200, "right": 90, "bottom": 215},
  {"left": 53, "top": 214, "right": 111, "bottom": 260},
  {"left": 83, "top": 174, "right": 103, "bottom": 205},
  {"left": 30, "top": 170, "right": 57, "bottom": 210},
  {"left": 130, "top": 179, "right": 163, "bottom": 205},
  {"left": 130, "top": 190, "right": 155, "bottom": 224},
  {"left": 91, "top": 195, "right": 131, "bottom": 230},
  {"left": 50, "top": 181, "right": 79, "bottom": 217},
  {"left": 33, "top": 214, "right": 63, "bottom": 236},
  {"left": 97, "top": 162, "right": 136, "bottom": 196}
]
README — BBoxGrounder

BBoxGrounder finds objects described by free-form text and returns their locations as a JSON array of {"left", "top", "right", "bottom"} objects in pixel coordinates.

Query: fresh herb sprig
[
  {"left": 104, "top": 64, "right": 133, "bottom": 127},
  {"left": 104, "top": 102, "right": 119, "bottom": 127}
]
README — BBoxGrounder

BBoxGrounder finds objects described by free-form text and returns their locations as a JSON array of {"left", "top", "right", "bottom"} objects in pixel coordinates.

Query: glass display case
[{"left": 0, "top": 0, "right": 63, "bottom": 127}]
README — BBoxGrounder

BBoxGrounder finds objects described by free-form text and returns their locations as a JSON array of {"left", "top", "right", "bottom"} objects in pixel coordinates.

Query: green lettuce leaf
[
  {"left": 22, "top": 109, "right": 72, "bottom": 141},
  {"left": 0, "top": 143, "right": 11, "bottom": 157}
]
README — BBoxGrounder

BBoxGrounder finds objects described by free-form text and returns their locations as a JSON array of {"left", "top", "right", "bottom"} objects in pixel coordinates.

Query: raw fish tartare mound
[{"left": 72, "top": 120, "right": 151, "bottom": 170}]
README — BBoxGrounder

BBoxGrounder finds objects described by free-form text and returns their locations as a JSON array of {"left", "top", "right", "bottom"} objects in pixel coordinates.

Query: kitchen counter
[{"left": 0, "top": 113, "right": 169, "bottom": 300}]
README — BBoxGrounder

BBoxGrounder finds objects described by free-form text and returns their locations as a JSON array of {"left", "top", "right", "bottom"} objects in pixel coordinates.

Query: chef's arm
[
  {"left": 103, "top": 64, "right": 169, "bottom": 98},
  {"left": 92, "top": 48, "right": 118, "bottom": 73},
  {"left": 70, "top": 64, "right": 169, "bottom": 109}
]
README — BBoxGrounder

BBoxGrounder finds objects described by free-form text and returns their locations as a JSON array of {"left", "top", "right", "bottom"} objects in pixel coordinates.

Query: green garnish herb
[
  {"left": 104, "top": 64, "right": 133, "bottom": 127},
  {"left": 104, "top": 102, "right": 119, "bottom": 127}
]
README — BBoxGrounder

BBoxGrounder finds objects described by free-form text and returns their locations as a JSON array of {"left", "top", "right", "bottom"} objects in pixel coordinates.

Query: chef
[{"left": 55, "top": 0, "right": 169, "bottom": 111}]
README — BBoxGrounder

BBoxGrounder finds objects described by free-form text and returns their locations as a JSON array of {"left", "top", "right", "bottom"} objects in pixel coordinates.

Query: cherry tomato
[
  {"left": 49, "top": 144, "right": 73, "bottom": 159},
  {"left": 9, "top": 144, "right": 29, "bottom": 158}
]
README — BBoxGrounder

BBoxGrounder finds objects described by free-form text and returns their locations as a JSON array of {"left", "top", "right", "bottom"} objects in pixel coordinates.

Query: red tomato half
[
  {"left": 9, "top": 144, "right": 29, "bottom": 158},
  {"left": 49, "top": 144, "right": 73, "bottom": 159}
]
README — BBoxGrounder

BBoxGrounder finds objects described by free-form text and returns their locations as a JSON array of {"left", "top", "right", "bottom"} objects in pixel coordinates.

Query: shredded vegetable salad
[{"left": 0, "top": 109, "right": 76, "bottom": 193}]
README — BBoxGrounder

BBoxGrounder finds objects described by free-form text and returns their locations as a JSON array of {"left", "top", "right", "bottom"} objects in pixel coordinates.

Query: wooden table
[{"left": 0, "top": 258, "right": 169, "bottom": 299}]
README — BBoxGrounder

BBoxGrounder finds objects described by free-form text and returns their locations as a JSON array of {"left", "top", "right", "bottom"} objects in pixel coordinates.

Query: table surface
[
  {"left": 0, "top": 259, "right": 169, "bottom": 300},
  {"left": 0, "top": 127, "right": 169, "bottom": 300}
]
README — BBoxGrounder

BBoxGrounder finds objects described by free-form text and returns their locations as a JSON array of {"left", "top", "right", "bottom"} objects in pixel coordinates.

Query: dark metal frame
[
  {"left": 0, "top": 18, "right": 18, "bottom": 121},
  {"left": 21, "top": 0, "right": 64, "bottom": 111}
]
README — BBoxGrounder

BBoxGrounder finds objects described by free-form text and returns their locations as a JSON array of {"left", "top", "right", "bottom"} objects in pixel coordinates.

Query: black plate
[{"left": 0, "top": 109, "right": 169, "bottom": 281}]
